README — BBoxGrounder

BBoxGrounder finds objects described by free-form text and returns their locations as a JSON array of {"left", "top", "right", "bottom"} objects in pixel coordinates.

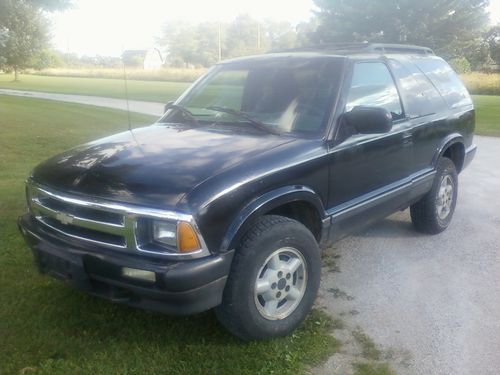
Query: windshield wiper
[
  {"left": 206, "top": 106, "right": 281, "bottom": 135},
  {"left": 164, "top": 102, "right": 200, "bottom": 126}
]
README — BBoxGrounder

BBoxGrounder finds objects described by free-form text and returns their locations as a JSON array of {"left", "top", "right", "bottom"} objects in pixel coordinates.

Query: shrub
[
  {"left": 461, "top": 72, "right": 500, "bottom": 95},
  {"left": 449, "top": 57, "right": 472, "bottom": 74}
]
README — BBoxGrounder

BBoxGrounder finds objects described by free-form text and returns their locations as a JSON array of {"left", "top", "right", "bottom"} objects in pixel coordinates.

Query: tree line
[
  {"left": 0, "top": 0, "right": 499, "bottom": 79},
  {"left": 158, "top": 1, "right": 499, "bottom": 72}
]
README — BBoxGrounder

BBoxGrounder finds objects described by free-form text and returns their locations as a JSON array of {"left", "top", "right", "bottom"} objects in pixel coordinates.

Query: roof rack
[{"left": 272, "top": 43, "right": 435, "bottom": 56}]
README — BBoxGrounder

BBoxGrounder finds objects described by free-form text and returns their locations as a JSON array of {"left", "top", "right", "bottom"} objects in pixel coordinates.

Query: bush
[
  {"left": 449, "top": 57, "right": 472, "bottom": 74},
  {"left": 461, "top": 72, "right": 500, "bottom": 95}
]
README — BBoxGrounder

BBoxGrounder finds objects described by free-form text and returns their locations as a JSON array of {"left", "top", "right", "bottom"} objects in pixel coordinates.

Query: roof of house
[{"left": 121, "top": 50, "right": 148, "bottom": 59}]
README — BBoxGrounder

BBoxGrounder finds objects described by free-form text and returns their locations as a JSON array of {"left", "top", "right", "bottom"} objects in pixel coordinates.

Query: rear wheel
[
  {"left": 215, "top": 215, "right": 321, "bottom": 341},
  {"left": 410, "top": 157, "right": 458, "bottom": 234}
]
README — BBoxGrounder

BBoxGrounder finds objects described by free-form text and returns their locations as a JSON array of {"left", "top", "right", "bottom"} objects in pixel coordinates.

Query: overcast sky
[{"left": 49, "top": 0, "right": 500, "bottom": 57}]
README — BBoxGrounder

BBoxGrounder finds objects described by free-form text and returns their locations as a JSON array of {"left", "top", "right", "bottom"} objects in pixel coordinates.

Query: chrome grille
[
  {"left": 26, "top": 181, "right": 210, "bottom": 259},
  {"left": 30, "top": 185, "right": 130, "bottom": 249}
]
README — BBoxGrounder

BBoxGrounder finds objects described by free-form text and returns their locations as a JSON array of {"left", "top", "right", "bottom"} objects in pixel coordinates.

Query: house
[{"left": 121, "top": 48, "right": 163, "bottom": 69}]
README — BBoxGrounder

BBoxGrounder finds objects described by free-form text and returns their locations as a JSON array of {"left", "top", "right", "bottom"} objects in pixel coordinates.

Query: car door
[{"left": 326, "top": 60, "right": 414, "bottom": 239}]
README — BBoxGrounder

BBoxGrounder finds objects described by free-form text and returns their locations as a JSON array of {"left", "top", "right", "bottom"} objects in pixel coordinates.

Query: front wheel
[
  {"left": 410, "top": 157, "right": 458, "bottom": 234},
  {"left": 215, "top": 215, "right": 321, "bottom": 341}
]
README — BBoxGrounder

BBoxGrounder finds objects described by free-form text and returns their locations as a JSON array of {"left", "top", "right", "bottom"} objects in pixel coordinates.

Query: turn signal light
[{"left": 177, "top": 222, "right": 201, "bottom": 253}]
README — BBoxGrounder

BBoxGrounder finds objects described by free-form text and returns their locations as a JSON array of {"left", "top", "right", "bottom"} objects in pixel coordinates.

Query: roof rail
[{"left": 271, "top": 43, "right": 435, "bottom": 56}]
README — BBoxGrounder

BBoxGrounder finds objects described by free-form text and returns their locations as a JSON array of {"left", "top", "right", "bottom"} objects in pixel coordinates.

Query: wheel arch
[
  {"left": 434, "top": 133, "right": 466, "bottom": 173},
  {"left": 220, "top": 186, "right": 328, "bottom": 252}
]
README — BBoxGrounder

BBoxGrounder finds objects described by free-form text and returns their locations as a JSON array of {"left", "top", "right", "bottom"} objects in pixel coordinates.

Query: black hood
[{"left": 32, "top": 124, "right": 295, "bottom": 208}]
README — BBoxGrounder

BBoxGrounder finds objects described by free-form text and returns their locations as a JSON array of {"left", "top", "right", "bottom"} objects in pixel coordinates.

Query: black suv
[{"left": 19, "top": 43, "right": 476, "bottom": 340}]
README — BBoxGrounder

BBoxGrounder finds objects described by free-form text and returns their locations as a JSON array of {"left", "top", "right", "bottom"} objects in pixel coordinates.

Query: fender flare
[
  {"left": 432, "top": 133, "right": 464, "bottom": 169},
  {"left": 220, "top": 185, "right": 327, "bottom": 252}
]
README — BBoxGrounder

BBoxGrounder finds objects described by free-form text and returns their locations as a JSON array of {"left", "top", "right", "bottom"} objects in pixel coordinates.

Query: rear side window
[
  {"left": 412, "top": 58, "right": 472, "bottom": 109},
  {"left": 389, "top": 59, "right": 446, "bottom": 118},
  {"left": 346, "top": 62, "right": 404, "bottom": 120}
]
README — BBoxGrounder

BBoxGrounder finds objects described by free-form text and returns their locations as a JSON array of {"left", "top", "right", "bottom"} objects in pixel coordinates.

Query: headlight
[
  {"left": 149, "top": 220, "right": 202, "bottom": 254},
  {"left": 152, "top": 221, "right": 177, "bottom": 247}
]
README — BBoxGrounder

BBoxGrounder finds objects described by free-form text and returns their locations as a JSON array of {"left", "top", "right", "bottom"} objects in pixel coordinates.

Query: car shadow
[{"left": 347, "top": 211, "right": 424, "bottom": 240}]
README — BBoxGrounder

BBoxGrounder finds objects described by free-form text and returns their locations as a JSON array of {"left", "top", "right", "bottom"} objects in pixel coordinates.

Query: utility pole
[
  {"left": 218, "top": 21, "right": 222, "bottom": 61},
  {"left": 257, "top": 22, "right": 261, "bottom": 50}
]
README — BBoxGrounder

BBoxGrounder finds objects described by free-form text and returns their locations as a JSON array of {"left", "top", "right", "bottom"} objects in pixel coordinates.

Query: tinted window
[
  {"left": 346, "top": 62, "right": 404, "bottom": 120},
  {"left": 412, "top": 57, "right": 472, "bottom": 109},
  {"left": 167, "top": 59, "right": 343, "bottom": 136},
  {"left": 389, "top": 59, "right": 446, "bottom": 117}
]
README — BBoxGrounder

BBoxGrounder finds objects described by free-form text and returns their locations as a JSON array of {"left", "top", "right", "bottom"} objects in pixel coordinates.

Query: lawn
[
  {"left": 0, "top": 74, "right": 189, "bottom": 103},
  {"left": 472, "top": 95, "right": 500, "bottom": 137},
  {"left": 1, "top": 73, "right": 499, "bottom": 136},
  {"left": 0, "top": 95, "right": 339, "bottom": 375}
]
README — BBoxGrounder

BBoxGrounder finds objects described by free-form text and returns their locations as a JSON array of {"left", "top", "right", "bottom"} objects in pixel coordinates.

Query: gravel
[{"left": 318, "top": 135, "right": 500, "bottom": 374}]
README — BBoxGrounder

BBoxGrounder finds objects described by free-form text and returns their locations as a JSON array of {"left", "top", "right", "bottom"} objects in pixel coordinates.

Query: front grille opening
[
  {"left": 39, "top": 196, "right": 124, "bottom": 225},
  {"left": 41, "top": 217, "right": 126, "bottom": 247}
]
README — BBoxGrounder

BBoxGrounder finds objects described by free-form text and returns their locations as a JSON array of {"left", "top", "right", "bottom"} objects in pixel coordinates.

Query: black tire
[
  {"left": 215, "top": 215, "right": 321, "bottom": 341},
  {"left": 410, "top": 157, "right": 458, "bottom": 234}
]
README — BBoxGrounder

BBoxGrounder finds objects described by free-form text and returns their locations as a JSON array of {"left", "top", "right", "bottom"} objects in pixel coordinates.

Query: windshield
[{"left": 159, "top": 57, "right": 344, "bottom": 137}]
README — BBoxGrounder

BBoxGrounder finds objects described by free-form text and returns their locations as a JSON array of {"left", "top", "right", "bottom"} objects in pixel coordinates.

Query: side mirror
[{"left": 343, "top": 106, "right": 393, "bottom": 134}]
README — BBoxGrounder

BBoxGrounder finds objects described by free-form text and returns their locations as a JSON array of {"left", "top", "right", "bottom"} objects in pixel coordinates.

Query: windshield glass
[{"left": 159, "top": 57, "right": 344, "bottom": 137}]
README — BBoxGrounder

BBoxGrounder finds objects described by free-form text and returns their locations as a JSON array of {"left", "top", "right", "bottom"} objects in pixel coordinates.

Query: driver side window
[{"left": 346, "top": 62, "right": 404, "bottom": 121}]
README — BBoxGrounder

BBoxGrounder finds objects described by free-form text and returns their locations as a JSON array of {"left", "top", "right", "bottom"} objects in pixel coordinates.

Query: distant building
[{"left": 121, "top": 48, "right": 163, "bottom": 69}]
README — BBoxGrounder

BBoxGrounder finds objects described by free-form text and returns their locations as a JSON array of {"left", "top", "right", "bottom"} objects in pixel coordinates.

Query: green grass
[
  {"left": 353, "top": 362, "right": 395, "bottom": 375},
  {"left": 0, "top": 95, "right": 339, "bottom": 374},
  {"left": 472, "top": 95, "right": 500, "bottom": 137},
  {"left": 0, "top": 73, "right": 189, "bottom": 103},
  {"left": 352, "top": 329, "right": 382, "bottom": 361}
]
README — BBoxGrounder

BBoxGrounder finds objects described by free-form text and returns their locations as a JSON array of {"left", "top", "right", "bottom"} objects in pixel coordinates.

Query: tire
[
  {"left": 410, "top": 157, "right": 458, "bottom": 234},
  {"left": 215, "top": 215, "right": 321, "bottom": 341}
]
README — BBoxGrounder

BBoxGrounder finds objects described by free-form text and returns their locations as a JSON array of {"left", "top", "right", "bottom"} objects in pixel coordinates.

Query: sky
[{"left": 50, "top": 0, "right": 500, "bottom": 57}]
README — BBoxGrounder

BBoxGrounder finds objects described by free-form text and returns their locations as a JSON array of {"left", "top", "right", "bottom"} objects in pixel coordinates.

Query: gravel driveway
[{"left": 318, "top": 135, "right": 500, "bottom": 374}]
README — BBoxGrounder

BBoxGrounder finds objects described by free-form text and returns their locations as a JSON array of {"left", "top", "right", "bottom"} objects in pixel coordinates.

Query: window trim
[{"left": 330, "top": 58, "right": 407, "bottom": 143}]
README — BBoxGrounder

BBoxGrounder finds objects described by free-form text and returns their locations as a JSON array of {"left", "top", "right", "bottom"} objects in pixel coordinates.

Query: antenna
[{"left": 122, "top": 47, "right": 132, "bottom": 131}]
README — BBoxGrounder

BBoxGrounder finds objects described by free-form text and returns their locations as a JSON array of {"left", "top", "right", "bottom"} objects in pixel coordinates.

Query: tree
[
  {"left": 225, "top": 15, "right": 262, "bottom": 58},
  {"left": 485, "top": 25, "right": 500, "bottom": 65},
  {"left": 30, "top": 49, "right": 63, "bottom": 70},
  {"left": 157, "top": 15, "right": 301, "bottom": 67},
  {"left": 0, "top": 28, "right": 7, "bottom": 65},
  {"left": 25, "top": 0, "right": 73, "bottom": 11},
  {"left": 157, "top": 22, "right": 200, "bottom": 67},
  {"left": 195, "top": 22, "right": 222, "bottom": 66},
  {"left": 0, "top": 0, "right": 71, "bottom": 80},
  {"left": 311, "top": 0, "right": 490, "bottom": 59},
  {"left": 0, "top": 1, "right": 49, "bottom": 80},
  {"left": 263, "top": 20, "right": 298, "bottom": 51}
]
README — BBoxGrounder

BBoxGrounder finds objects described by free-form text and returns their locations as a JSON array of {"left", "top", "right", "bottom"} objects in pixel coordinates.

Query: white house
[{"left": 122, "top": 48, "right": 163, "bottom": 70}]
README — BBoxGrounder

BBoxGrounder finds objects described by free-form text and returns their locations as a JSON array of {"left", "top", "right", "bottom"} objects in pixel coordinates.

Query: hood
[{"left": 32, "top": 124, "right": 295, "bottom": 208}]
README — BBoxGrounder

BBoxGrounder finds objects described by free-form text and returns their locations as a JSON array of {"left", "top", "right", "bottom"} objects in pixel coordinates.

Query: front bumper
[{"left": 18, "top": 214, "right": 234, "bottom": 315}]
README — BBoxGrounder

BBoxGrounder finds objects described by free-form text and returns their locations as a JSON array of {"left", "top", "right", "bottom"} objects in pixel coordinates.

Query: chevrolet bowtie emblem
[{"left": 56, "top": 212, "right": 74, "bottom": 225}]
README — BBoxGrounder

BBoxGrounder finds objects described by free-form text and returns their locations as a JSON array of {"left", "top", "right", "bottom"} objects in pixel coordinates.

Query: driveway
[
  {"left": 318, "top": 135, "right": 500, "bottom": 374},
  {"left": 0, "top": 88, "right": 164, "bottom": 116}
]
